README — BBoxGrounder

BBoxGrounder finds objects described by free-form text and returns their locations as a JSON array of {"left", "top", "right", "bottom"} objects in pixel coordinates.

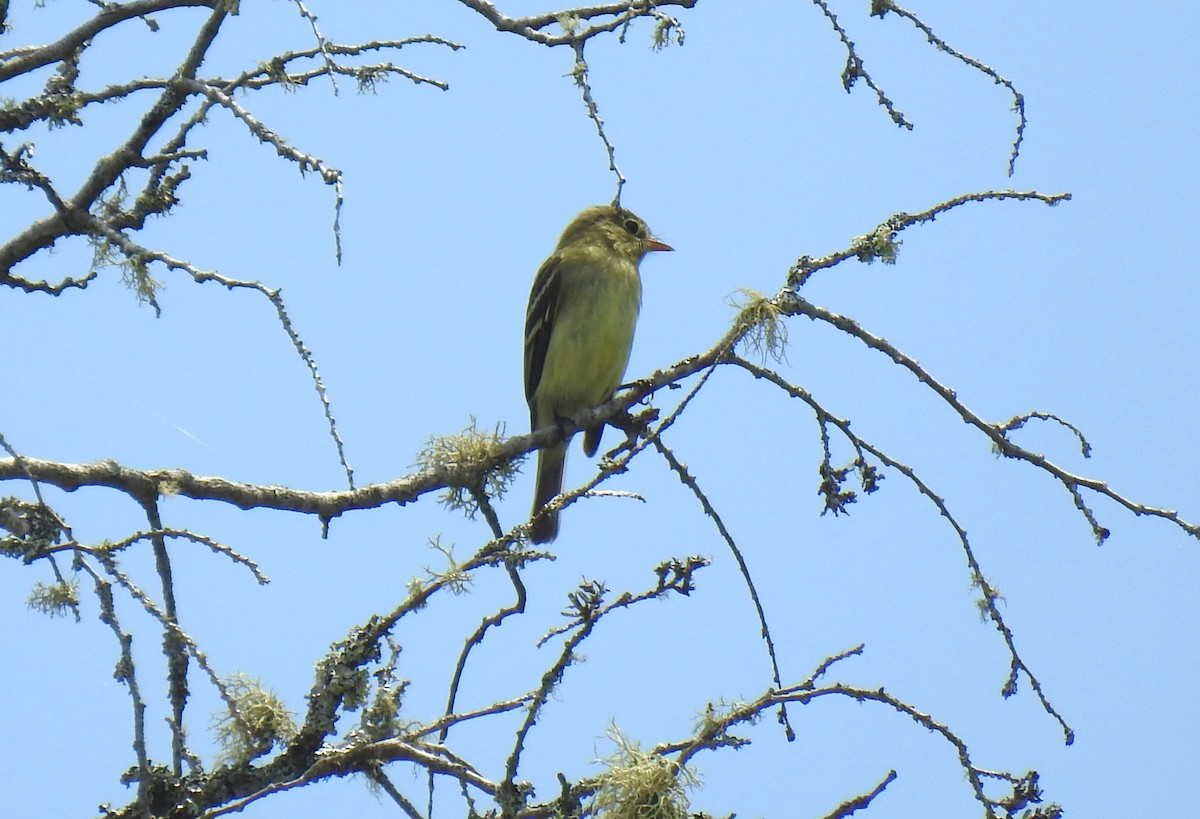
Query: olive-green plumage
[{"left": 523, "top": 205, "right": 672, "bottom": 543}]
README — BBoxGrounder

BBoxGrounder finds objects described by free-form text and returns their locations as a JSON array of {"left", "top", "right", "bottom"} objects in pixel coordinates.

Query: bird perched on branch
[{"left": 523, "top": 205, "right": 672, "bottom": 544}]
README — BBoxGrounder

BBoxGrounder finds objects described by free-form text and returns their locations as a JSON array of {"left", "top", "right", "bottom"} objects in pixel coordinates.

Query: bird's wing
[{"left": 524, "top": 253, "right": 561, "bottom": 406}]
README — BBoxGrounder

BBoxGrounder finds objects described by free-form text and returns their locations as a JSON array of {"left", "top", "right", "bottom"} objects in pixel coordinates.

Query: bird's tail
[{"left": 530, "top": 442, "right": 566, "bottom": 544}]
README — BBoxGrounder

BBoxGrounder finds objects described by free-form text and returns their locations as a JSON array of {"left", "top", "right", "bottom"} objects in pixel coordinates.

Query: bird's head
[{"left": 556, "top": 205, "right": 673, "bottom": 262}]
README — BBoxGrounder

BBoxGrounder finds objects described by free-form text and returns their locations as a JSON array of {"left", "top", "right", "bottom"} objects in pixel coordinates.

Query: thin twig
[{"left": 873, "top": 0, "right": 1027, "bottom": 174}]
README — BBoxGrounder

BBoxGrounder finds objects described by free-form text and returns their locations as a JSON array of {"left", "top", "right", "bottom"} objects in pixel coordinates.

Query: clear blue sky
[{"left": 2, "top": 1, "right": 1198, "bottom": 817}]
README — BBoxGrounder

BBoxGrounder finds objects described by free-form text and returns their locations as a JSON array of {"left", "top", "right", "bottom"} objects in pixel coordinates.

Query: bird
[{"left": 523, "top": 205, "right": 672, "bottom": 544}]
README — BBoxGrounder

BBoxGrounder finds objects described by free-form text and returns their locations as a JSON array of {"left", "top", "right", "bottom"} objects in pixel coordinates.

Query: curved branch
[
  {"left": 455, "top": 0, "right": 698, "bottom": 47},
  {"left": 778, "top": 294, "right": 1200, "bottom": 542},
  {"left": 0, "top": 0, "right": 216, "bottom": 83},
  {"left": 873, "top": 0, "right": 1028, "bottom": 174}
]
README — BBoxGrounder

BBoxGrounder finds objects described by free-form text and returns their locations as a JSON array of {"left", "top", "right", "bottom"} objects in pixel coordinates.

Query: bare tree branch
[{"left": 0, "top": 0, "right": 217, "bottom": 83}]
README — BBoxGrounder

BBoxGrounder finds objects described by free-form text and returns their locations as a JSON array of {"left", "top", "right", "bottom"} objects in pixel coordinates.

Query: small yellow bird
[{"left": 524, "top": 205, "right": 672, "bottom": 544}]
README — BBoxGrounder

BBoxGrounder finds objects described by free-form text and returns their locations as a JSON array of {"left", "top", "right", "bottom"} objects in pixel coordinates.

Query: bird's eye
[{"left": 622, "top": 218, "right": 642, "bottom": 237}]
